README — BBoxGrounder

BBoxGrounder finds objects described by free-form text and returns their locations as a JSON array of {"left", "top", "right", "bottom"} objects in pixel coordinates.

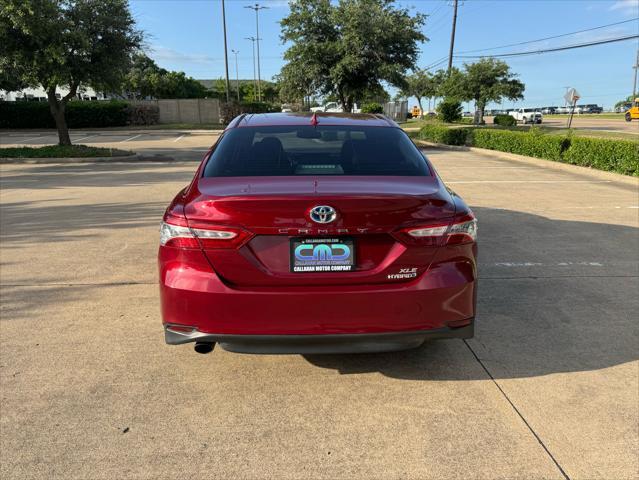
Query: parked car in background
[
  {"left": 311, "top": 102, "right": 343, "bottom": 113},
  {"left": 615, "top": 102, "right": 632, "bottom": 113},
  {"left": 578, "top": 104, "right": 603, "bottom": 114},
  {"left": 510, "top": 108, "right": 542, "bottom": 124},
  {"left": 541, "top": 106, "right": 557, "bottom": 115},
  {"left": 311, "top": 102, "right": 362, "bottom": 114}
]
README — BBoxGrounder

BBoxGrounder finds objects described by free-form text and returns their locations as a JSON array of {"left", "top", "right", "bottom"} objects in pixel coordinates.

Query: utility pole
[
  {"left": 245, "top": 37, "right": 258, "bottom": 101},
  {"left": 245, "top": 3, "right": 268, "bottom": 102},
  {"left": 632, "top": 45, "right": 638, "bottom": 99},
  {"left": 447, "top": 0, "right": 459, "bottom": 75},
  {"left": 231, "top": 49, "right": 240, "bottom": 102},
  {"left": 221, "top": 0, "right": 230, "bottom": 102}
]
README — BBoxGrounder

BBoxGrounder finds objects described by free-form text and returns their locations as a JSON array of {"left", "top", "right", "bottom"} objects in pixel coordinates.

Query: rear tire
[{"left": 626, "top": 112, "right": 632, "bottom": 122}]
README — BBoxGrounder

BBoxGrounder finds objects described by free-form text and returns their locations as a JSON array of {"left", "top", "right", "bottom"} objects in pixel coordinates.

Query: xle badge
[{"left": 387, "top": 268, "right": 418, "bottom": 280}]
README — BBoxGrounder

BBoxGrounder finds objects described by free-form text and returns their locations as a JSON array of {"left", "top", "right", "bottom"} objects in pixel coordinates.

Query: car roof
[{"left": 226, "top": 112, "right": 398, "bottom": 129}]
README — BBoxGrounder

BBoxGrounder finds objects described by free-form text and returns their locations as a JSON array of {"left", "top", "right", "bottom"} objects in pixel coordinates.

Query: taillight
[
  {"left": 395, "top": 212, "right": 477, "bottom": 246},
  {"left": 446, "top": 213, "right": 477, "bottom": 245},
  {"left": 160, "top": 217, "right": 252, "bottom": 250},
  {"left": 160, "top": 221, "right": 200, "bottom": 249}
]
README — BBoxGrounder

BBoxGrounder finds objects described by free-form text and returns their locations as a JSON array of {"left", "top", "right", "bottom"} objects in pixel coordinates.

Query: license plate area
[{"left": 290, "top": 237, "right": 355, "bottom": 273}]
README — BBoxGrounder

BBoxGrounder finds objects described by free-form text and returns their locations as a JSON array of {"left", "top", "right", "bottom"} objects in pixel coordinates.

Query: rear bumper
[
  {"left": 165, "top": 322, "right": 474, "bottom": 354},
  {"left": 159, "top": 246, "right": 477, "bottom": 339}
]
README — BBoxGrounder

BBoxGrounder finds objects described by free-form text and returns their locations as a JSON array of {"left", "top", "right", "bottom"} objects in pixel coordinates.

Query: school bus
[{"left": 625, "top": 98, "right": 639, "bottom": 121}]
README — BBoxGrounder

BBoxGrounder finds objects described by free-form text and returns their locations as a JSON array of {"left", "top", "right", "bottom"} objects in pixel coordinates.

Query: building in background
[{"left": 0, "top": 85, "right": 108, "bottom": 102}]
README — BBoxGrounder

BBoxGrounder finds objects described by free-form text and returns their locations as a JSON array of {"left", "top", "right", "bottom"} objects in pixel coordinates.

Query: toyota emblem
[{"left": 309, "top": 205, "right": 337, "bottom": 224}]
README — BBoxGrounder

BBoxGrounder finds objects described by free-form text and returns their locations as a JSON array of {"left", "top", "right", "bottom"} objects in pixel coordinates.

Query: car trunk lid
[{"left": 185, "top": 176, "right": 455, "bottom": 286}]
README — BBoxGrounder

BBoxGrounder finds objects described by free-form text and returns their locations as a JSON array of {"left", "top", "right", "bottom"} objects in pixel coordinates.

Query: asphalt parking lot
[
  {"left": 1, "top": 130, "right": 221, "bottom": 161},
  {"left": 1, "top": 140, "right": 638, "bottom": 479}
]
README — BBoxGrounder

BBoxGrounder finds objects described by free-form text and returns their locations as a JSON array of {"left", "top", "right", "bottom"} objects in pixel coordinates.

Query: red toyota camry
[{"left": 159, "top": 113, "right": 477, "bottom": 354}]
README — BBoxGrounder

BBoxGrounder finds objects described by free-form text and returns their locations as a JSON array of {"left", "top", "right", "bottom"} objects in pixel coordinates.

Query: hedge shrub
[
  {"left": 436, "top": 99, "right": 462, "bottom": 123},
  {"left": 0, "top": 100, "right": 157, "bottom": 128},
  {"left": 493, "top": 114, "right": 516, "bottom": 126},
  {"left": 563, "top": 136, "right": 638, "bottom": 176},
  {"left": 471, "top": 128, "right": 568, "bottom": 161},
  {"left": 419, "top": 124, "right": 471, "bottom": 146},
  {"left": 361, "top": 102, "right": 383, "bottom": 114},
  {"left": 416, "top": 125, "right": 638, "bottom": 176}
]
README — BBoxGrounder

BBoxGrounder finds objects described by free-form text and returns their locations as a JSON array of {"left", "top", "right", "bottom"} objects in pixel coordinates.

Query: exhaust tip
[{"left": 194, "top": 342, "right": 215, "bottom": 354}]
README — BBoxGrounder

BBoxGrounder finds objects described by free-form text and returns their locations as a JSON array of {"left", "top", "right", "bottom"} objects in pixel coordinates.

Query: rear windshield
[{"left": 202, "top": 125, "right": 430, "bottom": 177}]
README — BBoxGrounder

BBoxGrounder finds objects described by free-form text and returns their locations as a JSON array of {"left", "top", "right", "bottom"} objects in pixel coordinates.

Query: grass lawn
[
  {"left": 514, "top": 125, "right": 638, "bottom": 141},
  {"left": 548, "top": 113, "right": 625, "bottom": 120},
  {"left": 400, "top": 118, "right": 473, "bottom": 129},
  {"left": 402, "top": 120, "right": 637, "bottom": 141},
  {"left": 0, "top": 145, "right": 134, "bottom": 158}
]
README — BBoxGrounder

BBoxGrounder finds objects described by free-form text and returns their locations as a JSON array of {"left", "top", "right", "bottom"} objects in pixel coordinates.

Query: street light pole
[
  {"left": 231, "top": 49, "right": 240, "bottom": 102},
  {"left": 245, "top": 3, "right": 268, "bottom": 102},
  {"left": 632, "top": 46, "right": 638, "bottom": 99},
  {"left": 447, "top": 0, "right": 459, "bottom": 75},
  {"left": 245, "top": 37, "right": 258, "bottom": 101},
  {"left": 221, "top": 0, "right": 230, "bottom": 102}
]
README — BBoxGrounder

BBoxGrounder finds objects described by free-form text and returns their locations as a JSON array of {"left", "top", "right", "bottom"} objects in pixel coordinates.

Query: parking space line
[
  {"left": 119, "top": 134, "right": 143, "bottom": 143},
  {"left": 448, "top": 180, "right": 612, "bottom": 184},
  {"left": 73, "top": 134, "right": 97, "bottom": 143},
  {"left": 14, "top": 135, "right": 57, "bottom": 144},
  {"left": 173, "top": 134, "right": 186, "bottom": 142},
  {"left": 463, "top": 341, "right": 571, "bottom": 480}
]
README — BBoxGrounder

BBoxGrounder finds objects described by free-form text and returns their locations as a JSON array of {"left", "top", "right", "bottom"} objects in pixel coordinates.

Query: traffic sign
[{"left": 564, "top": 88, "right": 580, "bottom": 105}]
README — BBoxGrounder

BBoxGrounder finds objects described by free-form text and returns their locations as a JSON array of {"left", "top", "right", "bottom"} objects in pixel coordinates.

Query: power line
[
  {"left": 456, "top": 18, "right": 638, "bottom": 55},
  {"left": 423, "top": 56, "right": 448, "bottom": 70},
  {"left": 455, "top": 34, "right": 639, "bottom": 59}
]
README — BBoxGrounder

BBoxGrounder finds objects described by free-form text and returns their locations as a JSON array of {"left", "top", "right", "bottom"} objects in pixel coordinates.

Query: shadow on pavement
[
  {"left": 0, "top": 199, "right": 167, "bottom": 243},
  {"left": 305, "top": 207, "right": 639, "bottom": 380},
  {"left": 0, "top": 161, "right": 194, "bottom": 190}
]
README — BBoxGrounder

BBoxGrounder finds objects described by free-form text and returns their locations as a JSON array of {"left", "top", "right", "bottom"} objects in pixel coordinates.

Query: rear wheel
[{"left": 626, "top": 112, "right": 632, "bottom": 122}]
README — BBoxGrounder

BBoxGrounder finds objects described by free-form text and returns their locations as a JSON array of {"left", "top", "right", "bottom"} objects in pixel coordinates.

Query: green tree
[
  {"left": 400, "top": 69, "right": 438, "bottom": 118},
  {"left": 0, "top": 0, "right": 142, "bottom": 145},
  {"left": 280, "top": 0, "right": 426, "bottom": 112},
  {"left": 614, "top": 95, "right": 634, "bottom": 110},
  {"left": 156, "top": 71, "right": 208, "bottom": 99},
  {"left": 122, "top": 54, "right": 209, "bottom": 99},
  {"left": 443, "top": 58, "right": 524, "bottom": 124},
  {"left": 122, "top": 53, "right": 162, "bottom": 99}
]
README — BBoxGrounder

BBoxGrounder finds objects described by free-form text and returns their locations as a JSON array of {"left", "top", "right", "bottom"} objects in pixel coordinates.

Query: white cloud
[
  {"left": 148, "top": 46, "right": 218, "bottom": 66},
  {"left": 260, "top": 0, "right": 290, "bottom": 8},
  {"left": 609, "top": 0, "right": 639, "bottom": 15}
]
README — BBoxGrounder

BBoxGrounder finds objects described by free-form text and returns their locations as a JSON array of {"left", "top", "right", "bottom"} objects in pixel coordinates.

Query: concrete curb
[
  {"left": 415, "top": 140, "right": 639, "bottom": 186},
  {"left": 2, "top": 129, "right": 223, "bottom": 136},
  {"left": 0, "top": 154, "right": 186, "bottom": 164}
]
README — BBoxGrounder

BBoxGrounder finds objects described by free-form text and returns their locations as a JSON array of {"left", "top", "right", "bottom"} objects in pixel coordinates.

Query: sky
[{"left": 129, "top": 0, "right": 639, "bottom": 109}]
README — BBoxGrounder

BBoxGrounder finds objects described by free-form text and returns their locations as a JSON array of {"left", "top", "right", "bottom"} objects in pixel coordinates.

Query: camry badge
[{"left": 309, "top": 205, "right": 337, "bottom": 224}]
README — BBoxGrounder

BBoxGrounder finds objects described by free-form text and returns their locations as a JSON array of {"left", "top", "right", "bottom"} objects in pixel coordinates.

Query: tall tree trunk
[
  {"left": 344, "top": 97, "right": 353, "bottom": 113},
  {"left": 416, "top": 97, "right": 424, "bottom": 118},
  {"left": 46, "top": 84, "right": 77, "bottom": 146},
  {"left": 337, "top": 88, "right": 348, "bottom": 112},
  {"left": 476, "top": 99, "right": 485, "bottom": 125},
  {"left": 47, "top": 94, "right": 71, "bottom": 146}
]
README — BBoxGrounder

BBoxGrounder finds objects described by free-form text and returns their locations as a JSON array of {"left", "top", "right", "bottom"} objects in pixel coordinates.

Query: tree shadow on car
[{"left": 304, "top": 206, "right": 639, "bottom": 380}]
